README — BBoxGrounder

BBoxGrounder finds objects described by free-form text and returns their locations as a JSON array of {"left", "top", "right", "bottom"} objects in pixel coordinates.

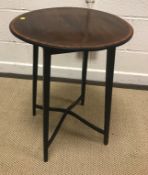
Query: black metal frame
[{"left": 32, "top": 45, "right": 116, "bottom": 162}]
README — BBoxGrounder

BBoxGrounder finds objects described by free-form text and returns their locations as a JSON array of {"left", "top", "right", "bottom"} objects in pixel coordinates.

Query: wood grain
[{"left": 10, "top": 7, "right": 133, "bottom": 50}]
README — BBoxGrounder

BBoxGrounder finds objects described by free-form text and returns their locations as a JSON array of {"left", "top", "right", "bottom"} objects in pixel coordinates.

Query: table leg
[
  {"left": 81, "top": 51, "right": 89, "bottom": 105},
  {"left": 43, "top": 48, "right": 51, "bottom": 162},
  {"left": 104, "top": 47, "right": 116, "bottom": 145},
  {"left": 32, "top": 45, "right": 39, "bottom": 116}
]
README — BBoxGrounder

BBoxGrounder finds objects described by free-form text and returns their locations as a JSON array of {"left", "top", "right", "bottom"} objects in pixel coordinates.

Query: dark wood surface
[{"left": 10, "top": 7, "right": 133, "bottom": 50}]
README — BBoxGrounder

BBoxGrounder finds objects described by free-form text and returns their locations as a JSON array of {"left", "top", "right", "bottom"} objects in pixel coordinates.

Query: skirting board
[
  {"left": 0, "top": 72, "right": 148, "bottom": 91},
  {"left": 0, "top": 61, "right": 148, "bottom": 87}
]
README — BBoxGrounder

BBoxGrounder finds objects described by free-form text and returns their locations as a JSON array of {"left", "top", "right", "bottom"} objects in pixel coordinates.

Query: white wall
[{"left": 0, "top": 0, "right": 148, "bottom": 85}]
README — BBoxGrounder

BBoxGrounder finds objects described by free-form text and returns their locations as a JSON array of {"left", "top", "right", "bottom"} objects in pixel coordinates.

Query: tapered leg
[
  {"left": 104, "top": 47, "right": 116, "bottom": 145},
  {"left": 43, "top": 48, "right": 51, "bottom": 162},
  {"left": 81, "top": 51, "right": 89, "bottom": 105},
  {"left": 32, "top": 45, "right": 39, "bottom": 116}
]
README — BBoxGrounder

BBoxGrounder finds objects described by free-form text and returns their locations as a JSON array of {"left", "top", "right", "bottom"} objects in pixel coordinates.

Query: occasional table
[{"left": 10, "top": 7, "right": 133, "bottom": 162}]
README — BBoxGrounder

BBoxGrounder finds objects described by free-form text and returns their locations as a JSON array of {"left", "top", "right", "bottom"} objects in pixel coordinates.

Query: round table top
[{"left": 10, "top": 7, "right": 133, "bottom": 51}]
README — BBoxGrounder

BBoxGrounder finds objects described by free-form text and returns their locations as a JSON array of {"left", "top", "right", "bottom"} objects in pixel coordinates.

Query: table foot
[
  {"left": 32, "top": 45, "right": 39, "bottom": 117},
  {"left": 104, "top": 47, "right": 116, "bottom": 146},
  {"left": 80, "top": 51, "right": 89, "bottom": 106}
]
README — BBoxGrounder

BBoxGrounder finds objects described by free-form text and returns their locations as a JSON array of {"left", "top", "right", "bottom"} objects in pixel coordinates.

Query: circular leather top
[{"left": 10, "top": 7, "right": 133, "bottom": 50}]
